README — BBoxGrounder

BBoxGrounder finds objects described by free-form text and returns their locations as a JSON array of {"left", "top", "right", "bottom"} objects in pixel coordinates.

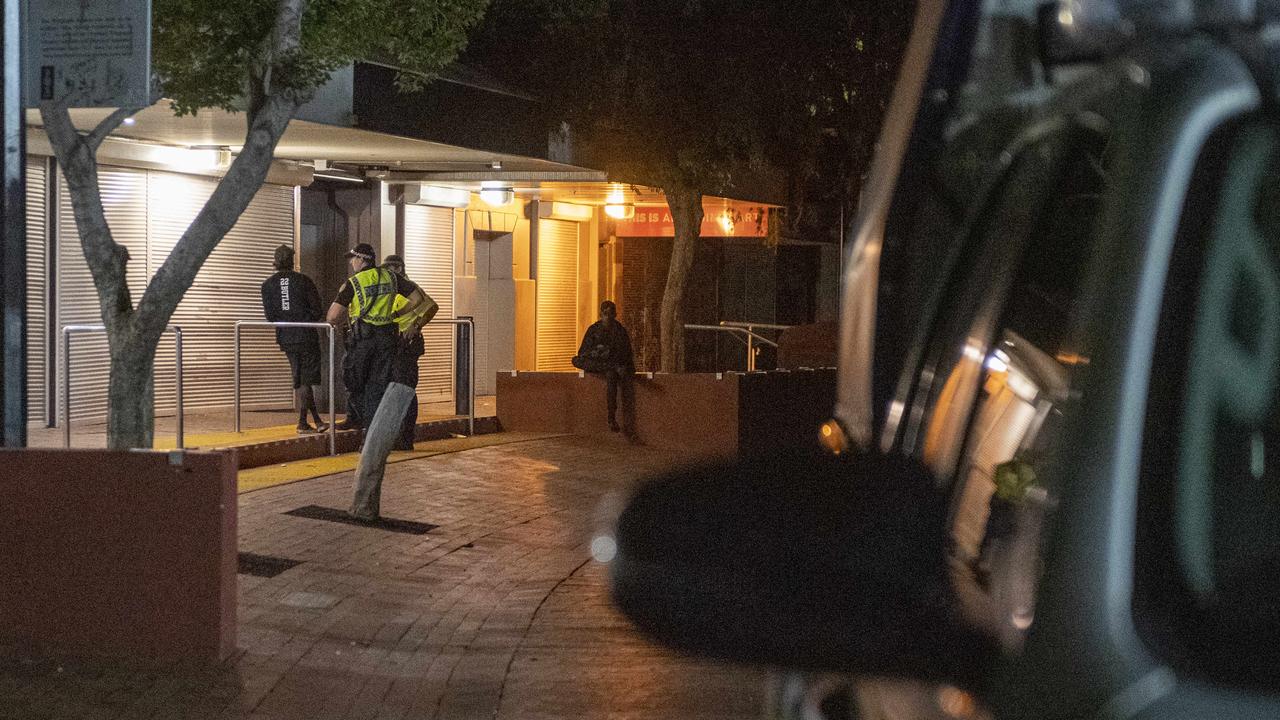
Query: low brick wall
[
  {"left": 0, "top": 449, "right": 237, "bottom": 663},
  {"left": 496, "top": 369, "right": 835, "bottom": 459}
]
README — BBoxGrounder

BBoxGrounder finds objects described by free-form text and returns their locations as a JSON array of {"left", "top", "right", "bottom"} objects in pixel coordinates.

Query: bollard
[{"left": 350, "top": 382, "right": 416, "bottom": 520}]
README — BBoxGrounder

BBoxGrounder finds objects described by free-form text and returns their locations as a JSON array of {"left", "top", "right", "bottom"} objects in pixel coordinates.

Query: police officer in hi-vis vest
[{"left": 327, "top": 242, "right": 430, "bottom": 430}]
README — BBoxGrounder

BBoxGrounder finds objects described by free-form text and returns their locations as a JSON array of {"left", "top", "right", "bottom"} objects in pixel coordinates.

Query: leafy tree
[
  {"left": 465, "top": 0, "right": 910, "bottom": 370},
  {"left": 38, "top": 0, "right": 488, "bottom": 449}
]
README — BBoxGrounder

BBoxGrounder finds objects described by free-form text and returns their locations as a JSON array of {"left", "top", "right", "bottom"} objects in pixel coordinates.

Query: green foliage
[
  {"left": 153, "top": 0, "right": 491, "bottom": 116},
  {"left": 466, "top": 0, "right": 911, "bottom": 214}
]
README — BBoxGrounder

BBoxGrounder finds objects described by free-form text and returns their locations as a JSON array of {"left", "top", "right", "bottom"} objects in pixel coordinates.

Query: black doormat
[
  {"left": 284, "top": 505, "right": 438, "bottom": 535},
  {"left": 237, "top": 552, "right": 303, "bottom": 578}
]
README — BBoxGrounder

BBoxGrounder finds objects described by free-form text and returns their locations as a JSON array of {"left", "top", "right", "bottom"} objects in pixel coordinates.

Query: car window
[
  {"left": 1136, "top": 120, "right": 1280, "bottom": 690},
  {"left": 908, "top": 121, "right": 1108, "bottom": 645}
]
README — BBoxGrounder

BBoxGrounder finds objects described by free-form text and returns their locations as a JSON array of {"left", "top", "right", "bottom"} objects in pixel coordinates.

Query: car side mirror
[{"left": 607, "top": 450, "right": 1000, "bottom": 689}]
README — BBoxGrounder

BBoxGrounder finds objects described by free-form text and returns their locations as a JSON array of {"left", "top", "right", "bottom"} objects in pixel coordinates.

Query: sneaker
[
  {"left": 313, "top": 422, "right": 330, "bottom": 434},
  {"left": 296, "top": 423, "right": 316, "bottom": 435},
  {"left": 335, "top": 418, "right": 360, "bottom": 431}
]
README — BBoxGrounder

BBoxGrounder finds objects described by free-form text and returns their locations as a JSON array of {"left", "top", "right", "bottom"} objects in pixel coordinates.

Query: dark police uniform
[
  {"left": 334, "top": 266, "right": 401, "bottom": 429},
  {"left": 260, "top": 269, "right": 324, "bottom": 388},
  {"left": 389, "top": 273, "right": 428, "bottom": 450}
]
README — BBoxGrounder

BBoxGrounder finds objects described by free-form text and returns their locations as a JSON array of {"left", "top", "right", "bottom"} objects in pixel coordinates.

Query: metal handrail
[
  {"left": 61, "top": 324, "right": 184, "bottom": 449},
  {"left": 684, "top": 324, "right": 779, "bottom": 372},
  {"left": 719, "top": 320, "right": 793, "bottom": 332},
  {"left": 432, "top": 318, "right": 477, "bottom": 436},
  {"left": 234, "top": 321, "right": 337, "bottom": 455}
]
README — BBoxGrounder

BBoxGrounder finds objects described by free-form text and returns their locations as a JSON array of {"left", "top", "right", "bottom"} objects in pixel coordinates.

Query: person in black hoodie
[
  {"left": 574, "top": 300, "right": 636, "bottom": 435},
  {"left": 261, "top": 244, "right": 328, "bottom": 434}
]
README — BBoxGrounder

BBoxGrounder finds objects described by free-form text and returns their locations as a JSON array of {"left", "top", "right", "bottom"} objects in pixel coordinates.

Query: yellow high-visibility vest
[
  {"left": 391, "top": 290, "right": 439, "bottom": 333},
  {"left": 347, "top": 267, "right": 398, "bottom": 326}
]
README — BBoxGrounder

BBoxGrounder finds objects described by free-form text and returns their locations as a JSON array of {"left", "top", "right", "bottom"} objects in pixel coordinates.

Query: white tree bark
[
  {"left": 659, "top": 187, "right": 703, "bottom": 373},
  {"left": 39, "top": 0, "right": 308, "bottom": 449}
]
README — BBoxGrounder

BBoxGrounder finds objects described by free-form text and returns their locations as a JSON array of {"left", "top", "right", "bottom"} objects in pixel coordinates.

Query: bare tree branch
[
  {"left": 38, "top": 102, "right": 135, "bottom": 328},
  {"left": 85, "top": 106, "right": 146, "bottom": 151}
]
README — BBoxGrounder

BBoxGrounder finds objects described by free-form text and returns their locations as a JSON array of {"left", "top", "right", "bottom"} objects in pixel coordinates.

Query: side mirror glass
[{"left": 606, "top": 451, "right": 1000, "bottom": 688}]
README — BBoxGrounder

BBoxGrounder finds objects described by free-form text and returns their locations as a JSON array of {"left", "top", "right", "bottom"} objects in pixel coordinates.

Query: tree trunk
[
  {"left": 107, "top": 334, "right": 157, "bottom": 449},
  {"left": 659, "top": 188, "right": 703, "bottom": 373}
]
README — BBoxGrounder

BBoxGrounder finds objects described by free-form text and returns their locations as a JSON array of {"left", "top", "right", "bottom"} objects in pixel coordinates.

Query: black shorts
[{"left": 282, "top": 342, "right": 322, "bottom": 388}]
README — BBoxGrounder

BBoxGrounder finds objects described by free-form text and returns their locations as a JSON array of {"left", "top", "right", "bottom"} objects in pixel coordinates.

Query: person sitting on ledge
[{"left": 573, "top": 300, "right": 636, "bottom": 435}]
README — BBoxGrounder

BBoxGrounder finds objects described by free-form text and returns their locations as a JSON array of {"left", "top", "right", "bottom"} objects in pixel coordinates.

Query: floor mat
[{"left": 283, "top": 505, "right": 438, "bottom": 535}]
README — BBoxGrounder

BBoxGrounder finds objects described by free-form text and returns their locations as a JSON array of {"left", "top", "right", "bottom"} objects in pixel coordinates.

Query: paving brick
[{"left": 0, "top": 437, "right": 763, "bottom": 719}]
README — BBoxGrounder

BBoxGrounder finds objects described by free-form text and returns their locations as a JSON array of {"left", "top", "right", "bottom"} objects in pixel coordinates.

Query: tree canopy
[
  {"left": 155, "top": 0, "right": 489, "bottom": 116},
  {"left": 463, "top": 0, "right": 912, "bottom": 369}
]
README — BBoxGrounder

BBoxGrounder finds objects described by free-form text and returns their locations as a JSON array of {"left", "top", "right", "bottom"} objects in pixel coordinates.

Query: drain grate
[
  {"left": 237, "top": 552, "right": 303, "bottom": 578},
  {"left": 284, "top": 505, "right": 438, "bottom": 535}
]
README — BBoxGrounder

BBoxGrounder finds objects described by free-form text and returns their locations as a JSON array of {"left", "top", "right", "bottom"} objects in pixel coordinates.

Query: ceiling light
[{"left": 122, "top": 117, "right": 136, "bottom": 125}]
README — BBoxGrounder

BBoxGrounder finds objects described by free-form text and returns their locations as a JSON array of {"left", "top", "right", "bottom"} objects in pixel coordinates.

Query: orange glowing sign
[{"left": 614, "top": 200, "right": 770, "bottom": 237}]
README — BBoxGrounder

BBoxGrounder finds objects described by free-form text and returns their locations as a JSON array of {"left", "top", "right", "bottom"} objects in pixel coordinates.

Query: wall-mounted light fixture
[
  {"left": 539, "top": 201, "right": 594, "bottom": 222},
  {"left": 604, "top": 203, "right": 635, "bottom": 220},
  {"left": 403, "top": 183, "right": 471, "bottom": 207},
  {"left": 479, "top": 180, "right": 514, "bottom": 206}
]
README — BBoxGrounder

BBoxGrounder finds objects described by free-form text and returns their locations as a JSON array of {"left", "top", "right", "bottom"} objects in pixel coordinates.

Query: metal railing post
[
  {"left": 174, "top": 327, "right": 184, "bottom": 449},
  {"left": 233, "top": 323, "right": 241, "bottom": 433},
  {"left": 61, "top": 326, "right": 70, "bottom": 448},
  {"left": 233, "top": 320, "right": 337, "bottom": 455},
  {"left": 61, "top": 324, "right": 184, "bottom": 449}
]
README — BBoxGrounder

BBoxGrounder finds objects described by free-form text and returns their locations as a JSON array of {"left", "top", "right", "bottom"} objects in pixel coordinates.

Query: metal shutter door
[
  {"left": 536, "top": 219, "right": 579, "bottom": 371},
  {"left": 148, "top": 172, "right": 294, "bottom": 414},
  {"left": 57, "top": 166, "right": 150, "bottom": 425},
  {"left": 403, "top": 205, "right": 455, "bottom": 402},
  {"left": 26, "top": 159, "right": 47, "bottom": 425}
]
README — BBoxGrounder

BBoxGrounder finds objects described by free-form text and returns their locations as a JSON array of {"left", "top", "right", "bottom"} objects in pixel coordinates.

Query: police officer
[
  {"left": 260, "top": 244, "right": 328, "bottom": 434},
  {"left": 326, "top": 243, "right": 428, "bottom": 430},
  {"left": 383, "top": 254, "right": 438, "bottom": 450}
]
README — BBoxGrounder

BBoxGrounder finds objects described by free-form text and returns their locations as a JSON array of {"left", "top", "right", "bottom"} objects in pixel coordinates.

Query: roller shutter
[
  {"left": 56, "top": 167, "right": 295, "bottom": 426},
  {"left": 149, "top": 173, "right": 294, "bottom": 416},
  {"left": 403, "top": 204, "right": 456, "bottom": 402},
  {"left": 57, "top": 166, "right": 149, "bottom": 425},
  {"left": 536, "top": 219, "right": 579, "bottom": 371},
  {"left": 26, "top": 159, "right": 47, "bottom": 425}
]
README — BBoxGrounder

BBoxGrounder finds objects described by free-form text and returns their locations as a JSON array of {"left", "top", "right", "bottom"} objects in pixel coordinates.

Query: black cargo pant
[
  {"left": 391, "top": 332, "right": 424, "bottom": 450},
  {"left": 604, "top": 366, "right": 635, "bottom": 431},
  {"left": 343, "top": 323, "right": 398, "bottom": 430}
]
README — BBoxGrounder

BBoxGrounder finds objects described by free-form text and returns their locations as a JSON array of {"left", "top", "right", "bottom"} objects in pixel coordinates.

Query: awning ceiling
[
  {"left": 23, "top": 103, "right": 779, "bottom": 207},
  {"left": 23, "top": 103, "right": 593, "bottom": 173}
]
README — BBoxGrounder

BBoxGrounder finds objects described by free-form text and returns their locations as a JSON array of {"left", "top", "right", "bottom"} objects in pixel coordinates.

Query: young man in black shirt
[
  {"left": 575, "top": 300, "right": 636, "bottom": 434},
  {"left": 260, "top": 244, "right": 328, "bottom": 433}
]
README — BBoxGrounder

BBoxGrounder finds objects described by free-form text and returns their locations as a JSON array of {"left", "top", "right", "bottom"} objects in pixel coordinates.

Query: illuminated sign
[{"left": 614, "top": 200, "right": 770, "bottom": 238}]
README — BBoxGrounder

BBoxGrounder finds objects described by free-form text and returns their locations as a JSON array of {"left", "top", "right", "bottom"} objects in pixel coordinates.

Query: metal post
[
  {"left": 455, "top": 316, "right": 472, "bottom": 418},
  {"left": 61, "top": 324, "right": 184, "bottom": 448},
  {"left": 61, "top": 326, "right": 69, "bottom": 447},
  {"left": 233, "top": 320, "right": 336, "bottom": 455},
  {"left": 233, "top": 323, "right": 241, "bottom": 433},
  {"left": 1, "top": 0, "right": 26, "bottom": 447},
  {"left": 174, "top": 327, "right": 184, "bottom": 449},
  {"left": 746, "top": 331, "right": 754, "bottom": 372},
  {"left": 327, "top": 325, "right": 335, "bottom": 455}
]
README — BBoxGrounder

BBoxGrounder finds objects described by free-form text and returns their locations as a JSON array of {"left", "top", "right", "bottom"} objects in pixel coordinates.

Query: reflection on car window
[
  {"left": 914, "top": 124, "right": 1107, "bottom": 647},
  {"left": 1137, "top": 122, "right": 1280, "bottom": 688}
]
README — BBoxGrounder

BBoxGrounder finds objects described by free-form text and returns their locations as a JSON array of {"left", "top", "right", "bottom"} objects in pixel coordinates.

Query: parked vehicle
[{"left": 606, "top": 1, "right": 1280, "bottom": 718}]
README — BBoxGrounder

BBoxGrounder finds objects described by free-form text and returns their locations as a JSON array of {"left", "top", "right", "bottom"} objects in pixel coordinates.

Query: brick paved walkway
[{"left": 0, "top": 436, "right": 765, "bottom": 720}]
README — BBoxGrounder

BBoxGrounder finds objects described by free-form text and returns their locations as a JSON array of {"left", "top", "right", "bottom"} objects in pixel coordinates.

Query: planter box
[
  {"left": 0, "top": 448, "right": 237, "bottom": 663},
  {"left": 496, "top": 369, "right": 836, "bottom": 460}
]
